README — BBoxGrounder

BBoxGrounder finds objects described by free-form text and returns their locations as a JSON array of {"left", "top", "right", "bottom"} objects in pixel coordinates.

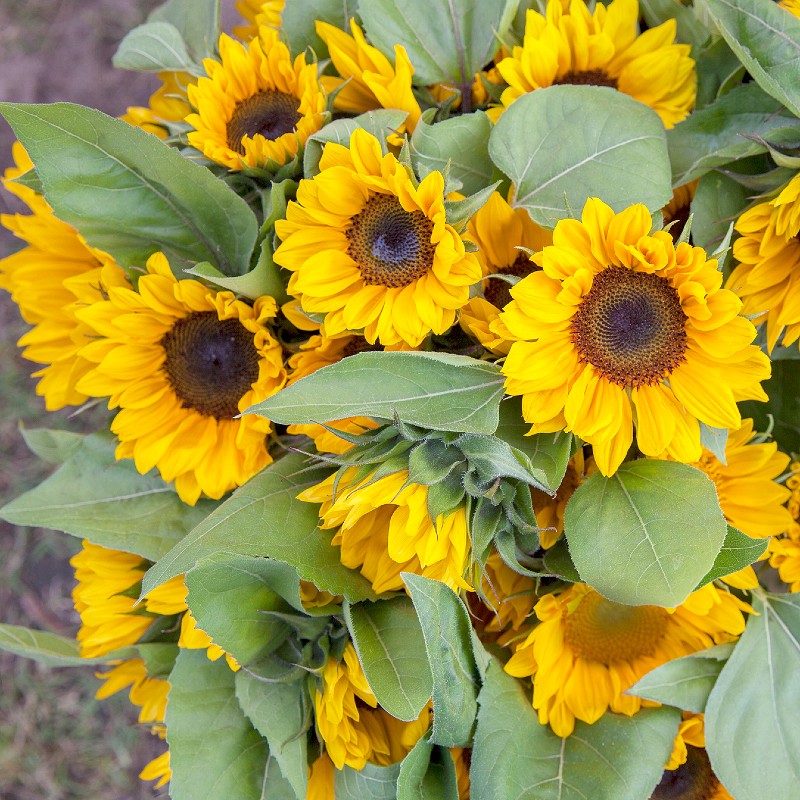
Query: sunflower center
[
  {"left": 570, "top": 267, "right": 688, "bottom": 387},
  {"left": 484, "top": 251, "right": 535, "bottom": 308},
  {"left": 161, "top": 312, "right": 260, "bottom": 420},
  {"left": 563, "top": 590, "right": 668, "bottom": 664},
  {"left": 226, "top": 90, "right": 301, "bottom": 153},
  {"left": 665, "top": 203, "right": 691, "bottom": 242},
  {"left": 341, "top": 336, "right": 383, "bottom": 359},
  {"left": 649, "top": 746, "right": 719, "bottom": 800},
  {"left": 553, "top": 69, "right": 619, "bottom": 89},
  {"left": 346, "top": 194, "right": 436, "bottom": 287}
]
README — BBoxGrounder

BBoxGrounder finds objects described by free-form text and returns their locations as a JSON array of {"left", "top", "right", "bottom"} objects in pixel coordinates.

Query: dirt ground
[{"left": 0, "top": 1, "right": 237, "bottom": 798}]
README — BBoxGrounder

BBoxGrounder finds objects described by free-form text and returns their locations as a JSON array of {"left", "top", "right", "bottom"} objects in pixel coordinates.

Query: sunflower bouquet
[{"left": 2, "top": 0, "right": 800, "bottom": 797}]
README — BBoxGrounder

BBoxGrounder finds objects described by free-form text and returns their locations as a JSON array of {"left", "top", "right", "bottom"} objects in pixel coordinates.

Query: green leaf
[
  {"left": 0, "top": 433, "right": 213, "bottom": 561},
  {"left": 690, "top": 170, "right": 750, "bottom": 261},
  {"left": 281, "top": 0, "right": 348, "bottom": 58},
  {"left": 148, "top": 0, "right": 220, "bottom": 61},
  {"left": 397, "top": 736, "right": 459, "bottom": 800},
  {"left": 344, "top": 596, "right": 433, "bottom": 722},
  {"left": 359, "top": 0, "right": 519, "bottom": 87},
  {"left": 640, "top": 0, "right": 710, "bottom": 51},
  {"left": 741, "top": 359, "right": 800, "bottom": 455},
  {"left": 235, "top": 671, "right": 308, "bottom": 799},
  {"left": 411, "top": 110, "right": 495, "bottom": 195},
  {"left": 494, "top": 396, "right": 573, "bottom": 492},
  {"left": 141, "top": 454, "right": 375, "bottom": 603},
  {"left": 705, "top": 592, "right": 800, "bottom": 799},
  {"left": 9, "top": 167, "right": 42, "bottom": 193},
  {"left": 564, "top": 461, "right": 728, "bottom": 607},
  {"left": 628, "top": 643, "right": 734, "bottom": 713},
  {"left": 248, "top": 352, "right": 506, "bottom": 435},
  {"left": 335, "top": 762, "right": 402, "bottom": 800},
  {"left": 667, "top": 83, "right": 800, "bottom": 185},
  {"left": 489, "top": 86, "right": 671, "bottom": 228},
  {"left": 402, "top": 574, "right": 480, "bottom": 747},
  {"left": 136, "top": 642, "right": 179, "bottom": 677},
  {"left": 0, "top": 623, "right": 134, "bottom": 667},
  {"left": 471, "top": 660, "right": 680, "bottom": 800},
  {"left": 112, "top": 21, "right": 197, "bottom": 73},
  {"left": 699, "top": 422, "right": 728, "bottom": 465},
  {"left": 303, "top": 110, "right": 409, "bottom": 176},
  {"left": 695, "top": 37, "right": 746, "bottom": 108},
  {"left": 184, "top": 257, "right": 285, "bottom": 303},
  {"left": 185, "top": 554, "right": 292, "bottom": 666},
  {"left": 0, "top": 102, "right": 257, "bottom": 275},
  {"left": 20, "top": 427, "right": 84, "bottom": 464},
  {"left": 697, "top": 525, "right": 768, "bottom": 587},
  {"left": 165, "top": 650, "right": 269, "bottom": 800},
  {"left": 700, "top": 0, "right": 800, "bottom": 119},
  {"left": 541, "top": 539, "right": 581, "bottom": 582},
  {"left": 443, "top": 181, "right": 502, "bottom": 232}
]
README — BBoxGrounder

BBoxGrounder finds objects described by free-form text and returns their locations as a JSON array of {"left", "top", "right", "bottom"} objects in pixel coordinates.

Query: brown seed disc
[{"left": 226, "top": 90, "right": 301, "bottom": 153}]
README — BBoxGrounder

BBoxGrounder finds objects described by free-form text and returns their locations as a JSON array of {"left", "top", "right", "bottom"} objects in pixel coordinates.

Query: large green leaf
[
  {"left": 697, "top": 525, "right": 768, "bottom": 587},
  {"left": 335, "top": 763, "right": 402, "bottom": 800},
  {"left": 148, "top": 0, "right": 220, "bottom": 61},
  {"left": 690, "top": 171, "right": 749, "bottom": 261},
  {"left": 667, "top": 83, "right": 800, "bottom": 185},
  {"left": 281, "top": 0, "right": 349, "bottom": 58},
  {"left": 0, "top": 102, "right": 257, "bottom": 274},
  {"left": 701, "top": 0, "right": 800, "bottom": 119},
  {"left": 0, "top": 433, "right": 213, "bottom": 561},
  {"left": 397, "top": 736, "right": 459, "bottom": 800},
  {"left": 235, "top": 671, "right": 308, "bottom": 799},
  {"left": 0, "top": 623, "right": 133, "bottom": 667},
  {"left": 359, "top": 0, "right": 519, "bottom": 88},
  {"left": 141, "top": 454, "right": 375, "bottom": 602},
  {"left": 165, "top": 650, "right": 269, "bottom": 800},
  {"left": 185, "top": 553, "right": 292, "bottom": 666},
  {"left": 411, "top": 110, "right": 495, "bottom": 194},
  {"left": 741, "top": 359, "right": 800, "bottom": 455},
  {"left": 489, "top": 86, "right": 671, "bottom": 228},
  {"left": 564, "top": 461, "right": 727, "bottom": 607},
  {"left": 470, "top": 660, "right": 680, "bottom": 800},
  {"left": 344, "top": 596, "right": 433, "bottom": 722},
  {"left": 628, "top": 644, "right": 733, "bottom": 714},
  {"left": 112, "top": 21, "right": 197, "bottom": 73},
  {"left": 705, "top": 592, "right": 800, "bottom": 799},
  {"left": 402, "top": 574, "right": 480, "bottom": 747},
  {"left": 20, "top": 427, "right": 84, "bottom": 464},
  {"left": 494, "top": 396, "right": 573, "bottom": 492},
  {"left": 248, "top": 352, "right": 506, "bottom": 435}
]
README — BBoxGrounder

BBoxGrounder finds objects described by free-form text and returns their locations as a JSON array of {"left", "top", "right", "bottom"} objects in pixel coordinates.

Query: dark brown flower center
[
  {"left": 341, "top": 336, "right": 383, "bottom": 358},
  {"left": 346, "top": 194, "right": 436, "bottom": 287},
  {"left": 553, "top": 69, "right": 619, "bottom": 89},
  {"left": 563, "top": 590, "right": 669, "bottom": 664},
  {"left": 161, "top": 312, "right": 260, "bottom": 419},
  {"left": 484, "top": 251, "right": 535, "bottom": 309},
  {"left": 650, "top": 746, "right": 720, "bottom": 800},
  {"left": 665, "top": 204, "right": 692, "bottom": 242},
  {"left": 226, "top": 90, "right": 301, "bottom": 153},
  {"left": 570, "top": 267, "right": 687, "bottom": 388}
]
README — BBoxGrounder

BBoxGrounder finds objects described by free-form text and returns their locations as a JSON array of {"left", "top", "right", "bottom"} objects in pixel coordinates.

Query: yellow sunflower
[
  {"left": 729, "top": 173, "right": 800, "bottom": 351},
  {"left": 491, "top": 198, "right": 770, "bottom": 476},
  {"left": 123, "top": 71, "right": 195, "bottom": 138},
  {"left": 478, "top": 551, "right": 538, "bottom": 638},
  {"left": 769, "top": 461, "right": 800, "bottom": 590},
  {"left": 140, "top": 750, "right": 172, "bottom": 789},
  {"left": 274, "top": 129, "right": 482, "bottom": 347},
  {"left": 307, "top": 754, "right": 335, "bottom": 800},
  {"left": 233, "top": 0, "right": 284, "bottom": 40},
  {"left": 285, "top": 332, "right": 381, "bottom": 453},
  {"left": 504, "top": 581, "right": 750, "bottom": 737},
  {"left": 316, "top": 20, "right": 421, "bottom": 135},
  {"left": 459, "top": 190, "right": 552, "bottom": 355},
  {"left": 492, "top": 0, "right": 695, "bottom": 128},
  {"left": 298, "top": 467, "right": 471, "bottom": 593},
  {"left": 186, "top": 27, "right": 325, "bottom": 170},
  {"left": 0, "top": 143, "right": 122, "bottom": 410},
  {"left": 657, "top": 714, "right": 734, "bottom": 800},
  {"left": 74, "top": 252, "right": 286, "bottom": 505},
  {"left": 780, "top": 0, "right": 800, "bottom": 18},
  {"left": 315, "top": 643, "right": 431, "bottom": 770}
]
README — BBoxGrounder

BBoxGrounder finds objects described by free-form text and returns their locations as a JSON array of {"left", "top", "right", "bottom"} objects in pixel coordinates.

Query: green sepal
[
  {"left": 397, "top": 734, "right": 459, "bottom": 800},
  {"left": 407, "top": 438, "right": 466, "bottom": 486},
  {"left": 443, "top": 181, "right": 501, "bottom": 232}
]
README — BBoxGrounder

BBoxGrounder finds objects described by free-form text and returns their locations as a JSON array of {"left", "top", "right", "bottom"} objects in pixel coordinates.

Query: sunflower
[
  {"left": 307, "top": 754, "right": 335, "bottom": 800},
  {"left": 298, "top": 467, "right": 471, "bottom": 593},
  {"left": 314, "top": 643, "right": 431, "bottom": 770},
  {"left": 74, "top": 252, "right": 286, "bottom": 505},
  {"left": 491, "top": 198, "right": 771, "bottom": 476},
  {"left": 123, "top": 71, "right": 195, "bottom": 138},
  {"left": 316, "top": 20, "right": 421, "bottom": 135},
  {"left": 186, "top": 27, "right": 325, "bottom": 170},
  {"left": 285, "top": 332, "right": 380, "bottom": 453},
  {"left": 459, "top": 190, "right": 552, "bottom": 355},
  {"left": 491, "top": 0, "right": 695, "bottom": 128},
  {"left": 140, "top": 750, "right": 172, "bottom": 789},
  {"left": 504, "top": 581, "right": 751, "bottom": 737},
  {"left": 0, "top": 143, "right": 123, "bottom": 410},
  {"left": 477, "top": 551, "right": 538, "bottom": 639},
  {"left": 233, "top": 0, "right": 284, "bottom": 40},
  {"left": 656, "top": 714, "right": 734, "bottom": 800},
  {"left": 729, "top": 173, "right": 800, "bottom": 351},
  {"left": 274, "top": 129, "right": 482, "bottom": 347},
  {"left": 769, "top": 461, "right": 800, "bottom": 590},
  {"left": 780, "top": 0, "right": 800, "bottom": 18}
]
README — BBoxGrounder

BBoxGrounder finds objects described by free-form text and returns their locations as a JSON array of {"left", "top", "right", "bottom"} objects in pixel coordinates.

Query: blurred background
[{"left": 0, "top": 1, "right": 236, "bottom": 797}]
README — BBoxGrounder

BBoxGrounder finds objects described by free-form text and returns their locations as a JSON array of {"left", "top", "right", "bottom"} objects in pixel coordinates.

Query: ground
[{"left": 0, "top": 2, "right": 235, "bottom": 798}]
